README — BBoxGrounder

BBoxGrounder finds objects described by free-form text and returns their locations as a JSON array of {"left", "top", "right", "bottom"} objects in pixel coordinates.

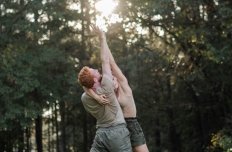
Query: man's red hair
[{"left": 78, "top": 66, "right": 94, "bottom": 88}]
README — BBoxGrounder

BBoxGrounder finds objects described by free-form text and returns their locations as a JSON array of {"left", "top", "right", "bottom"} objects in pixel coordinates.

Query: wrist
[{"left": 99, "top": 36, "right": 106, "bottom": 41}]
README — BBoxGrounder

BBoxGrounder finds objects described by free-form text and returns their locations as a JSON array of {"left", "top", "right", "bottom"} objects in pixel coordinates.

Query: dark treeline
[{"left": 0, "top": 0, "right": 232, "bottom": 152}]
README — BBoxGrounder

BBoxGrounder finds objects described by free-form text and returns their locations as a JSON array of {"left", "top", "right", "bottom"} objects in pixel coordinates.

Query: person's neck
[
  {"left": 114, "top": 89, "right": 119, "bottom": 98},
  {"left": 91, "top": 81, "right": 100, "bottom": 92},
  {"left": 92, "top": 88, "right": 96, "bottom": 92}
]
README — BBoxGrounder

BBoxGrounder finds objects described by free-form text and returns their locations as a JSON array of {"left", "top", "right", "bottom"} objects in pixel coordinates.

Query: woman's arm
[{"left": 83, "top": 87, "right": 110, "bottom": 105}]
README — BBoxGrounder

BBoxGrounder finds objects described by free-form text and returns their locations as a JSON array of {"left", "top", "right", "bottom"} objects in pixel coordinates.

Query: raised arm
[
  {"left": 90, "top": 24, "right": 131, "bottom": 94},
  {"left": 83, "top": 87, "right": 110, "bottom": 105},
  {"left": 96, "top": 29, "right": 127, "bottom": 83},
  {"left": 90, "top": 24, "right": 113, "bottom": 80},
  {"left": 107, "top": 44, "right": 132, "bottom": 95},
  {"left": 109, "top": 54, "right": 128, "bottom": 84},
  {"left": 102, "top": 30, "right": 133, "bottom": 95}
]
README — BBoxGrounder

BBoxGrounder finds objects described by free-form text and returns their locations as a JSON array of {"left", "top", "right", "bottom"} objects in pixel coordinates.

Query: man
[
  {"left": 84, "top": 25, "right": 149, "bottom": 152},
  {"left": 78, "top": 24, "right": 132, "bottom": 152}
]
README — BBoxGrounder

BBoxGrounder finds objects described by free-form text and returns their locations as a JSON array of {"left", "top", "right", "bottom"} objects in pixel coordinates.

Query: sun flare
[{"left": 95, "top": 0, "right": 118, "bottom": 16}]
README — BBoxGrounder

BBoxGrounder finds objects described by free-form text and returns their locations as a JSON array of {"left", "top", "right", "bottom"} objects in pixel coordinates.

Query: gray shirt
[{"left": 81, "top": 75, "right": 125, "bottom": 128}]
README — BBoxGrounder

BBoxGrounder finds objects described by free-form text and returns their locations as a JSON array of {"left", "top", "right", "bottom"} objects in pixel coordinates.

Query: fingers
[
  {"left": 90, "top": 24, "right": 100, "bottom": 33},
  {"left": 101, "top": 96, "right": 110, "bottom": 103},
  {"left": 98, "top": 94, "right": 110, "bottom": 106},
  {"left": 101, "top": 101, "right": 110, "bottom": 106},
  {"left": 101, "top": 102, "right": 109, "bottom": 105},
  {"left": 100, "top": 98, "right": 110, "bottom": 106},
  {"left": 101, "top": 99, "right": 110, "bottom": 104}
]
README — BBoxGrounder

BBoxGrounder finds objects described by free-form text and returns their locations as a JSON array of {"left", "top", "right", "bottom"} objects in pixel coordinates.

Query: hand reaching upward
[{"left": 90, "top": 24, "right": 106, "bottom": 40}]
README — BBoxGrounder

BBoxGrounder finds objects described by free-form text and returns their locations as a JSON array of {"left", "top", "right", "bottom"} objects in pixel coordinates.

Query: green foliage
[
  {"left": 114, "top": 0, "right": 232, "bottom": 151},
  {"left": 0, "top": 0, "right": 232, "bottom": 151}
]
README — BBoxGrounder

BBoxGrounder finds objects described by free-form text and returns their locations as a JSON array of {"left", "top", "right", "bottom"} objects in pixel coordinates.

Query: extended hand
[{"left": 90, "top": 24, "right": 106, "bottom": 40}]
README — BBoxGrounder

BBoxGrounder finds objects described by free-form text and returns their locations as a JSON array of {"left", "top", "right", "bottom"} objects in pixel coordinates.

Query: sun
[{"left": 95, "top": 0, "right": 118, "bottom": 16}]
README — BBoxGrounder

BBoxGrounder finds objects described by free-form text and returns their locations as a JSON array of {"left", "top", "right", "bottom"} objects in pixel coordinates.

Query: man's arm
[
  {"left": 90, "top": 25, "right": 127, "bottom": 82},
  {"left": 108, "top": 45, "right": 132, "bottom": 95},
  {"left": 83, "top": 87, "right": 110, "bottom": 105},
  {"left": 94, "top": 28, "right": 128, "bottom": 84},
  {"left": 90, "top": 24, "right": 131, "bottom": 94},
  {"left": 99, "top": 28, "right": 131, "bottom": 94},
  {"left": 109, "top": 52, "right": 128, "bottom": 84},
  {"left": 90, "top": 24, "right": 113, "bottom": 79}
]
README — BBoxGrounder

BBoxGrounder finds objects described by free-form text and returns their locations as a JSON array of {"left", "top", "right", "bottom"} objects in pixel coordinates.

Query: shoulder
[
  {"left": 100, "top": 75, "right": 113, "bottom": 88},
  {"left": 119, "top": 82, "right": 132, "bottom": 96},
  {"left": 96, "top": 75, "right": 114, "bottom": 95},
  {"left": 102, "top": 75, "right": 112, "bottom": 83},
  {"left": 81, "top": 93, "right": 100, "bottom": 107},
  {"left": 81, "top": 93, "right": 93, "bottom": 103}
]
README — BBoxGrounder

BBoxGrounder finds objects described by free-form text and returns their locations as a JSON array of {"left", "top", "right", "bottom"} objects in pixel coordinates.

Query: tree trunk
[
  {"left": 166, "top": 74, "right": 181, "bottom": 152},
  {"left": 167, "top": 109, "right": 181, "bottom": 152},
  {"left": 48, "top": 117, "right": 51, "bottom": 152},
  {"left": 6, "top": 131, "right": 13, "bottom": 152},
  {"left": 83, "top": 110, "right": 88, "bottom": 152},
  {"left": 154, "top": 117, "right": 161, "bottom": 152},
  {"left": 52, "top": 105, "right": 55, "bottom": 152},
  {"left": 18, "top": 128, "right": 24, "bottom": 152},
  {"left": 26, "top": 127, "right": 30, "bottom": 152},
  {"left": 60, "top": 101, "right": 66, "bottom": 152},
  {"left": 35, "top": 115, "right": 43, "bottom": 152},
  {"left": 55, "top": 102, "right": 60, "bottom": 152}
]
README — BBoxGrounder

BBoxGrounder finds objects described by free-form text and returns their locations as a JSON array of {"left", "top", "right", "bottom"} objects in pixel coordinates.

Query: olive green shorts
[
  {"left": 90, "top": 124, "right": 133, "bottom": 152},
  {"left": 125, "top": 118, "right": 146, "bottom": 147}
]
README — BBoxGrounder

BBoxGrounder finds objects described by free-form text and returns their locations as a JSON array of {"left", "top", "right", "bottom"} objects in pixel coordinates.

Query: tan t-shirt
[{"left": 81, "top": 75, "right": 125, "bottom": 128}]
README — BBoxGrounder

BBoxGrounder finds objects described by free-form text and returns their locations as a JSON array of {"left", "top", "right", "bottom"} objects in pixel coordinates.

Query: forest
[{"left": 0, "top": 0, "right": 232, "bottom": 152}]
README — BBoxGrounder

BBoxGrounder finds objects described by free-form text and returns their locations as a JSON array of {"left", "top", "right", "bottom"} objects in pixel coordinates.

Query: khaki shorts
[
  {"left": 91, "top": 124, "right": 133, "bottom": 152},
  {"left": 125, "top": 118, "right": 146, "bottom": 147}
]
